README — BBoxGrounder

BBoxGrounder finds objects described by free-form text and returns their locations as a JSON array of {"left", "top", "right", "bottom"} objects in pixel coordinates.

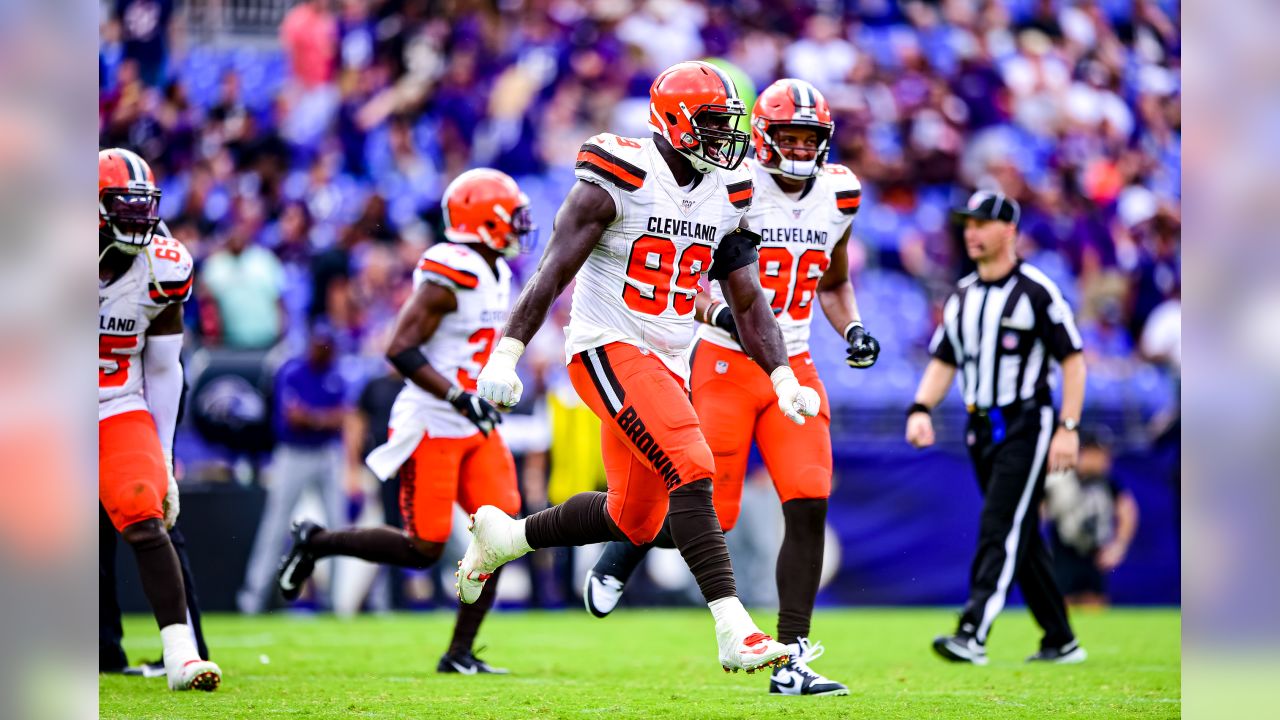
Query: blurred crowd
[{"left": 98, "top": 0, "right": 1181, "bottom": 415}]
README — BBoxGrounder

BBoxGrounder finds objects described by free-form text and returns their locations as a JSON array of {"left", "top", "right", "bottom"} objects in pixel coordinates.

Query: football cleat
[
  {"left": 768, "top": 637, "right": 849, "bottom": 696},
  {"left": 583, "top": 570, "right": 625, "bottom": 618},
  {"left": 277, "top": 520, "right": 324, "bottom": 601},
  {"left": 1026, "top": 639, "right": 1087, "bottom": 664},
  {"left": 932, "top": 634, "right": 989, "bottom": 666},
  {"left": 167, "top": 659, "right": 221, "bottom": 691},
  {"left": 437, "top": 647, "right": 510, "bottom": 675},
  {"left": 455, "top": 506, "right": 529, "bottom": 604},
  {"left": 719, "top": 629, "right": 790, "bottom": 674}
]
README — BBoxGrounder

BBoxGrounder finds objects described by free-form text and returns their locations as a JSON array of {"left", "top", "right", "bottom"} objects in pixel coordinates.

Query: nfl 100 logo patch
[
  {"left": 1001, "top": 331, "right": 1019, "bottom": 350},
  {"left": 715, "top": 360, "right": 729, "bottom": 374}
]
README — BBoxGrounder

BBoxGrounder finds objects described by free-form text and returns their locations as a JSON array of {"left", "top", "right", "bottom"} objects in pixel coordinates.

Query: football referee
[{"left": 906, "top": 190, "right": 1087, "bottom": 665}]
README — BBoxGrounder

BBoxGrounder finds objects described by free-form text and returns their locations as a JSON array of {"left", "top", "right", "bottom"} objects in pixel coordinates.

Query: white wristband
[
  {"left": 770, "top": 365, "right": 797, "bottom": 390},
  {"left": 492, "top": 336, "right": 526, "bottom": 364},
  {"left": 843, "top": 320, "right": 863, "bottom": 341}
]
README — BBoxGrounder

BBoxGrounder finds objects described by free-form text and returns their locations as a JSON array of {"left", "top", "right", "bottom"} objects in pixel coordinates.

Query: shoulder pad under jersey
[
  {"left": 417, "top": 242, "right": 483, "bottom": 292},
  {"left": 575, "top": 133, "right": 649, "bottom": 193},
  {"left": 722, "top": 163, "right": 754, "bottom": 211},
  {"left": 145, "top": 236, "right": 195, "bottom": 304},
  {"left": 822, "top": 164, "right": 863, "bottom": 216}
]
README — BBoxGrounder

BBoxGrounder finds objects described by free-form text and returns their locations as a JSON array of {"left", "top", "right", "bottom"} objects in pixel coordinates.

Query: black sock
[
  {"left": 307, "top": 526, "right": 439, "bottom": 569},
  {"left": 667, "top": 479, "right": 736, "bottom": 603},
  {"left": 525, "top": 492, "right": 626, "bottom": 548},
  {"left": 447, "top": 566, "right": 502, "bottom": 655},
  {"left": 129, "top": 526, "right": 187, "bottom": 629},
  {"left": 776, "top": 498, "right": 827, "bottom": 646}
]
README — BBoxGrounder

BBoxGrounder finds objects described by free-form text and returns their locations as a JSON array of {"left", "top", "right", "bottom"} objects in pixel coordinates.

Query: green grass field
[{"left": 101, "top": 607, "right": 1180, "bottom": 719}]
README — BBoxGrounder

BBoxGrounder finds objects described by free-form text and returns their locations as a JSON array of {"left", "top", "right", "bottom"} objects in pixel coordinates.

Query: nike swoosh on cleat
[
  {"left": 449, "top": 661, "right": 478, "bottom": 675},
  {"left": 279, "top": 556, "right": 301, "bottom": 590},
  {"left": 773, "top": 672, "right": 800, "bottom": 692}
]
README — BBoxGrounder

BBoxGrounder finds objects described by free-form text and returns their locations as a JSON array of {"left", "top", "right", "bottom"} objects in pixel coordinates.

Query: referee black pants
[{"left": 958, "top": 405, "right": 1074, "bottom": 648}]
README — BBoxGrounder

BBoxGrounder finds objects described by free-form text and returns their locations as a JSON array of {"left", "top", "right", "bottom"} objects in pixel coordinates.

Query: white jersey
[
  {"left": 698, "top": 159, "right": 862, "bottom": 357},
  {"left": 392, "top": 242, "right": 512, "bottom": 439},
  {"left": 98, "top": 236, "right": 194, "bottom": 421},
  {"left": 566, "top": 133, "right": 753, "bottom": 379}
]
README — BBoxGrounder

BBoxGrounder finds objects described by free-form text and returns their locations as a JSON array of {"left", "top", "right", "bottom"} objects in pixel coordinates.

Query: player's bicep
[
  {"left": 818, "top": 227, "right": 852, "bottom": 291},
  {"left": 146, "top": 302, "right": 184, "bottom": 336},
  {"left": 542, "top": 180, "right": 614, "bottom": 282},
  {"left": 388, "top": 282, "right": 455, "bottom": 353}
]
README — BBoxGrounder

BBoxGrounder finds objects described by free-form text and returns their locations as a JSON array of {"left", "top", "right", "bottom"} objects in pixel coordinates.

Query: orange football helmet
[
  {"left": 442, "top": 168, "right": 534, "bottom": 257},
  {"left": 751, "top": 79, "right": 834, "bottom": 180},
  {"left": 648, "top": 61, "right": 749, "bottom": 173},
  {"left": 99, "top": 147, "right": 162, "bottom": 253}
]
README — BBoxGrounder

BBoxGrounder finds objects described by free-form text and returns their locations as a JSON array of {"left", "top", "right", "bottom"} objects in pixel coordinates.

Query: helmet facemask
[
  {"left": 660, "top": 101, "right": 750, "bottom": 173},
  {"left": 758, "top": 124, "right": 831, "bottom": 181},
  {"left": 100, "top": 185, "right": 162, "bottom": 255},
  {"left": 482, "top": 195, "right": 537, "bottom": 258}
]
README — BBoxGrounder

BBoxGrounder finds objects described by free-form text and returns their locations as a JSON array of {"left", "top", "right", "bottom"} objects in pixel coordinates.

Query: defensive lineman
[
  {"left": 583, "top": 79, "right": 880, "bottom": 696},
  {"left": 98, "top": 148, "right": 220, "bottom": 690},
  {"left": 907, "top": 191, "right": 1087, "bottom": 664},
  {"left": 459, "top": 60, "right": 824, "bottom": 674}
]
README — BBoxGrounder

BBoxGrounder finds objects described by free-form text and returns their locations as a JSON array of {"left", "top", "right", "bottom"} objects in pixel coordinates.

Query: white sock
[
  {"left": 511, "top": 517, "right": 533, "bottom": 556},
  {"left": 708, "top": 596, "right": 751, "bottom": 631},
  {"left": 160, "top": 623, "right": 200, "bottom": 671}
]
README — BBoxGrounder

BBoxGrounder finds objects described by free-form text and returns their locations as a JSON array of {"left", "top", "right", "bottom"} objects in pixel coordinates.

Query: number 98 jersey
[
  {"left": 393, "top": 242, "right": 511, "bottom": 438},
  {"left": 698, "top": 159, "right": 861, "bottom": 357},
  {"left": 565, "top": 133, "right": 753, "bottom": 380},
  {"left": 98, "top": 236, "right": 194, "bottom": 421}
]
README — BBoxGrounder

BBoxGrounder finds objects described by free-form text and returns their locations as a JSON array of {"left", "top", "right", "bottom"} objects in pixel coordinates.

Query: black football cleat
[
  {"left": 1026, "top": 639, "right": 1087, "bottom": 664},
  {"left": 932, "top": 634, "right": 989, "bottom": 666},
  {"left": 277, "top": 520, "right": 323, "bottom": 601},
  {"left": 437, "top": 648, "right": 510, "bottom": 675},
  {"left": 768, "top": 638, "right": 849, "bottom": 696}
]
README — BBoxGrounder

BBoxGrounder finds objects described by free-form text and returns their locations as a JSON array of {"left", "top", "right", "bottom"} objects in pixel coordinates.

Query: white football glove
[
  {"left": 162, "top": 454, "right": 180, "bottom": 530},
  {"left": 476, "top": 336, "right": 526, "bottom": 408},
  {"left": 771, "top": 366, "right": 821, "bottom": 425}
]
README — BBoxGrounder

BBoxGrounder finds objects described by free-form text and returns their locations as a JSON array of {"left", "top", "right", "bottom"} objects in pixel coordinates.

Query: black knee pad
[
  {"left": 782, "top": 498, "right": 828, "bottom": 536},
  {"left": 123, "top": 520, "right": 171, "bottom": 553}
]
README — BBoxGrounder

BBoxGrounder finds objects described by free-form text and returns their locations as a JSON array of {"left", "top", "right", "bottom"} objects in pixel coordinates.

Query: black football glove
[
  {"left": 447, "top": 387, "right": 503, "bottom": 436},
  {"left": 845, "top": 322, "right": 881, "bottom": 368},
  {"left": 708, "top": 301, "right": 740, "bottom": 342}
]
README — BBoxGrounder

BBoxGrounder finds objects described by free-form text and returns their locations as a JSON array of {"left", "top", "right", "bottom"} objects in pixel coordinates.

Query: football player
[
  {"left": 583, "top": 79, "right": 880, "bottom": 696},
  {"left": 277, "top": 169, "right": 531, "bottom": 675},
  {"left": 98, "top": 148, "right": 221, "bottom": 691},
  {"left": 456, "top": 60, "right": 823, "bottom": 675}
]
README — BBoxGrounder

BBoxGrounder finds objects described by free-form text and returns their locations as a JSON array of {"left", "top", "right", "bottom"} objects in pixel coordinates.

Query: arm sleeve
[
  {"left": 708, "top": 228, "right": 761, "bottom": 281},
  {"left": 143, "top": 334, "right": 184, "bottom": 460}
]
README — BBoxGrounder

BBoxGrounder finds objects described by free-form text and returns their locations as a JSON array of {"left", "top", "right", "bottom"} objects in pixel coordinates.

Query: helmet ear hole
[{"left": 666, "top": 112, "right": 679, "bottom": 125}]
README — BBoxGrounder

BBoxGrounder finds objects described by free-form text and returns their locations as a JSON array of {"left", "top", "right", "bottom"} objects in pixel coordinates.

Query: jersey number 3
[
  {"left": 456, "top": 328, "right": 497, "bottom": 392},
  {"left": 622, "top": 235, "right": 713, "bottom": 316}
]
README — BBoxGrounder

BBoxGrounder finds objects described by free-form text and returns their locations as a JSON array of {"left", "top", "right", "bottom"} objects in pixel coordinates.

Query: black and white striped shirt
[{"left": 929, "top": 262, "right": 1083, "bottom": 411}]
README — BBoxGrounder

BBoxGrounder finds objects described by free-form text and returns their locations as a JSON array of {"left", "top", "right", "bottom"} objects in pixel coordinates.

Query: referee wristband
[{"left": 907, "top": 402, "right": 932, "bottom": 417}]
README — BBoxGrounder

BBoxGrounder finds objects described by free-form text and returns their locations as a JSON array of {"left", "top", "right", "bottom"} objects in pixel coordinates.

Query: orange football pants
[
  {"left": 689, "top": 341, "right": 833, "bottom": 532},
  {"left": 397, "top": 429, "right": 520, "bottom": 543},
  {"left": 99, "top": 410, "right": 168, "bottom": 532},
  {"left": 568, "top": 342, "right": 715, "bottom": 544}
]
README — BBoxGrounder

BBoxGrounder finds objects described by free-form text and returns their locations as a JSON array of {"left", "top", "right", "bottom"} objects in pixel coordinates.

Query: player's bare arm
[
  {"left": 817, "top": 228, "right": 880, "bottom": 368},
  {"left": 477, "top": 180, "right": 614, "bottom": 407},
  {"left": 386, "top": 281, "right": 458, "bottom": 399},
  {"left": 504, "top": 180, "right": 615, "bottom": 343},
  {"left": 386, "top": 279, "right": 501, "bottom": 435}
]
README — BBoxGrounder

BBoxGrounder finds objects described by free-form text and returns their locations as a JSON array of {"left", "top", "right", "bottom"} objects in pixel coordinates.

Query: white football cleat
[
  {"left": 769, "top": 638, "right": 849, "bottom": 696},
  {"left": 583, "top": 570, "right": 625, "bottom": 618},
  {"left": 455, "top": 506, "right": 530, "bottom": 604},
  {"left": 167, "top": 659, "right": 221, "bottom": 691},
  {"left": 717, "top": 627, "right": 790, "bottom": 674}
]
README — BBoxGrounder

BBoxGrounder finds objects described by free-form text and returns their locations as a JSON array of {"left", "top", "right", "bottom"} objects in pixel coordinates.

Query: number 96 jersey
[
  {"left": 565, "top": 133, "right": 753, "bottom": 380},
  {"left": 98, "top": 236, "right": 194, "bottom": 421},
  {"left": 393, "top": 242, "right": 511, "bottom": 438},
  {"left": 698, "top": 159, "right": 861, "bottom": 357}
]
